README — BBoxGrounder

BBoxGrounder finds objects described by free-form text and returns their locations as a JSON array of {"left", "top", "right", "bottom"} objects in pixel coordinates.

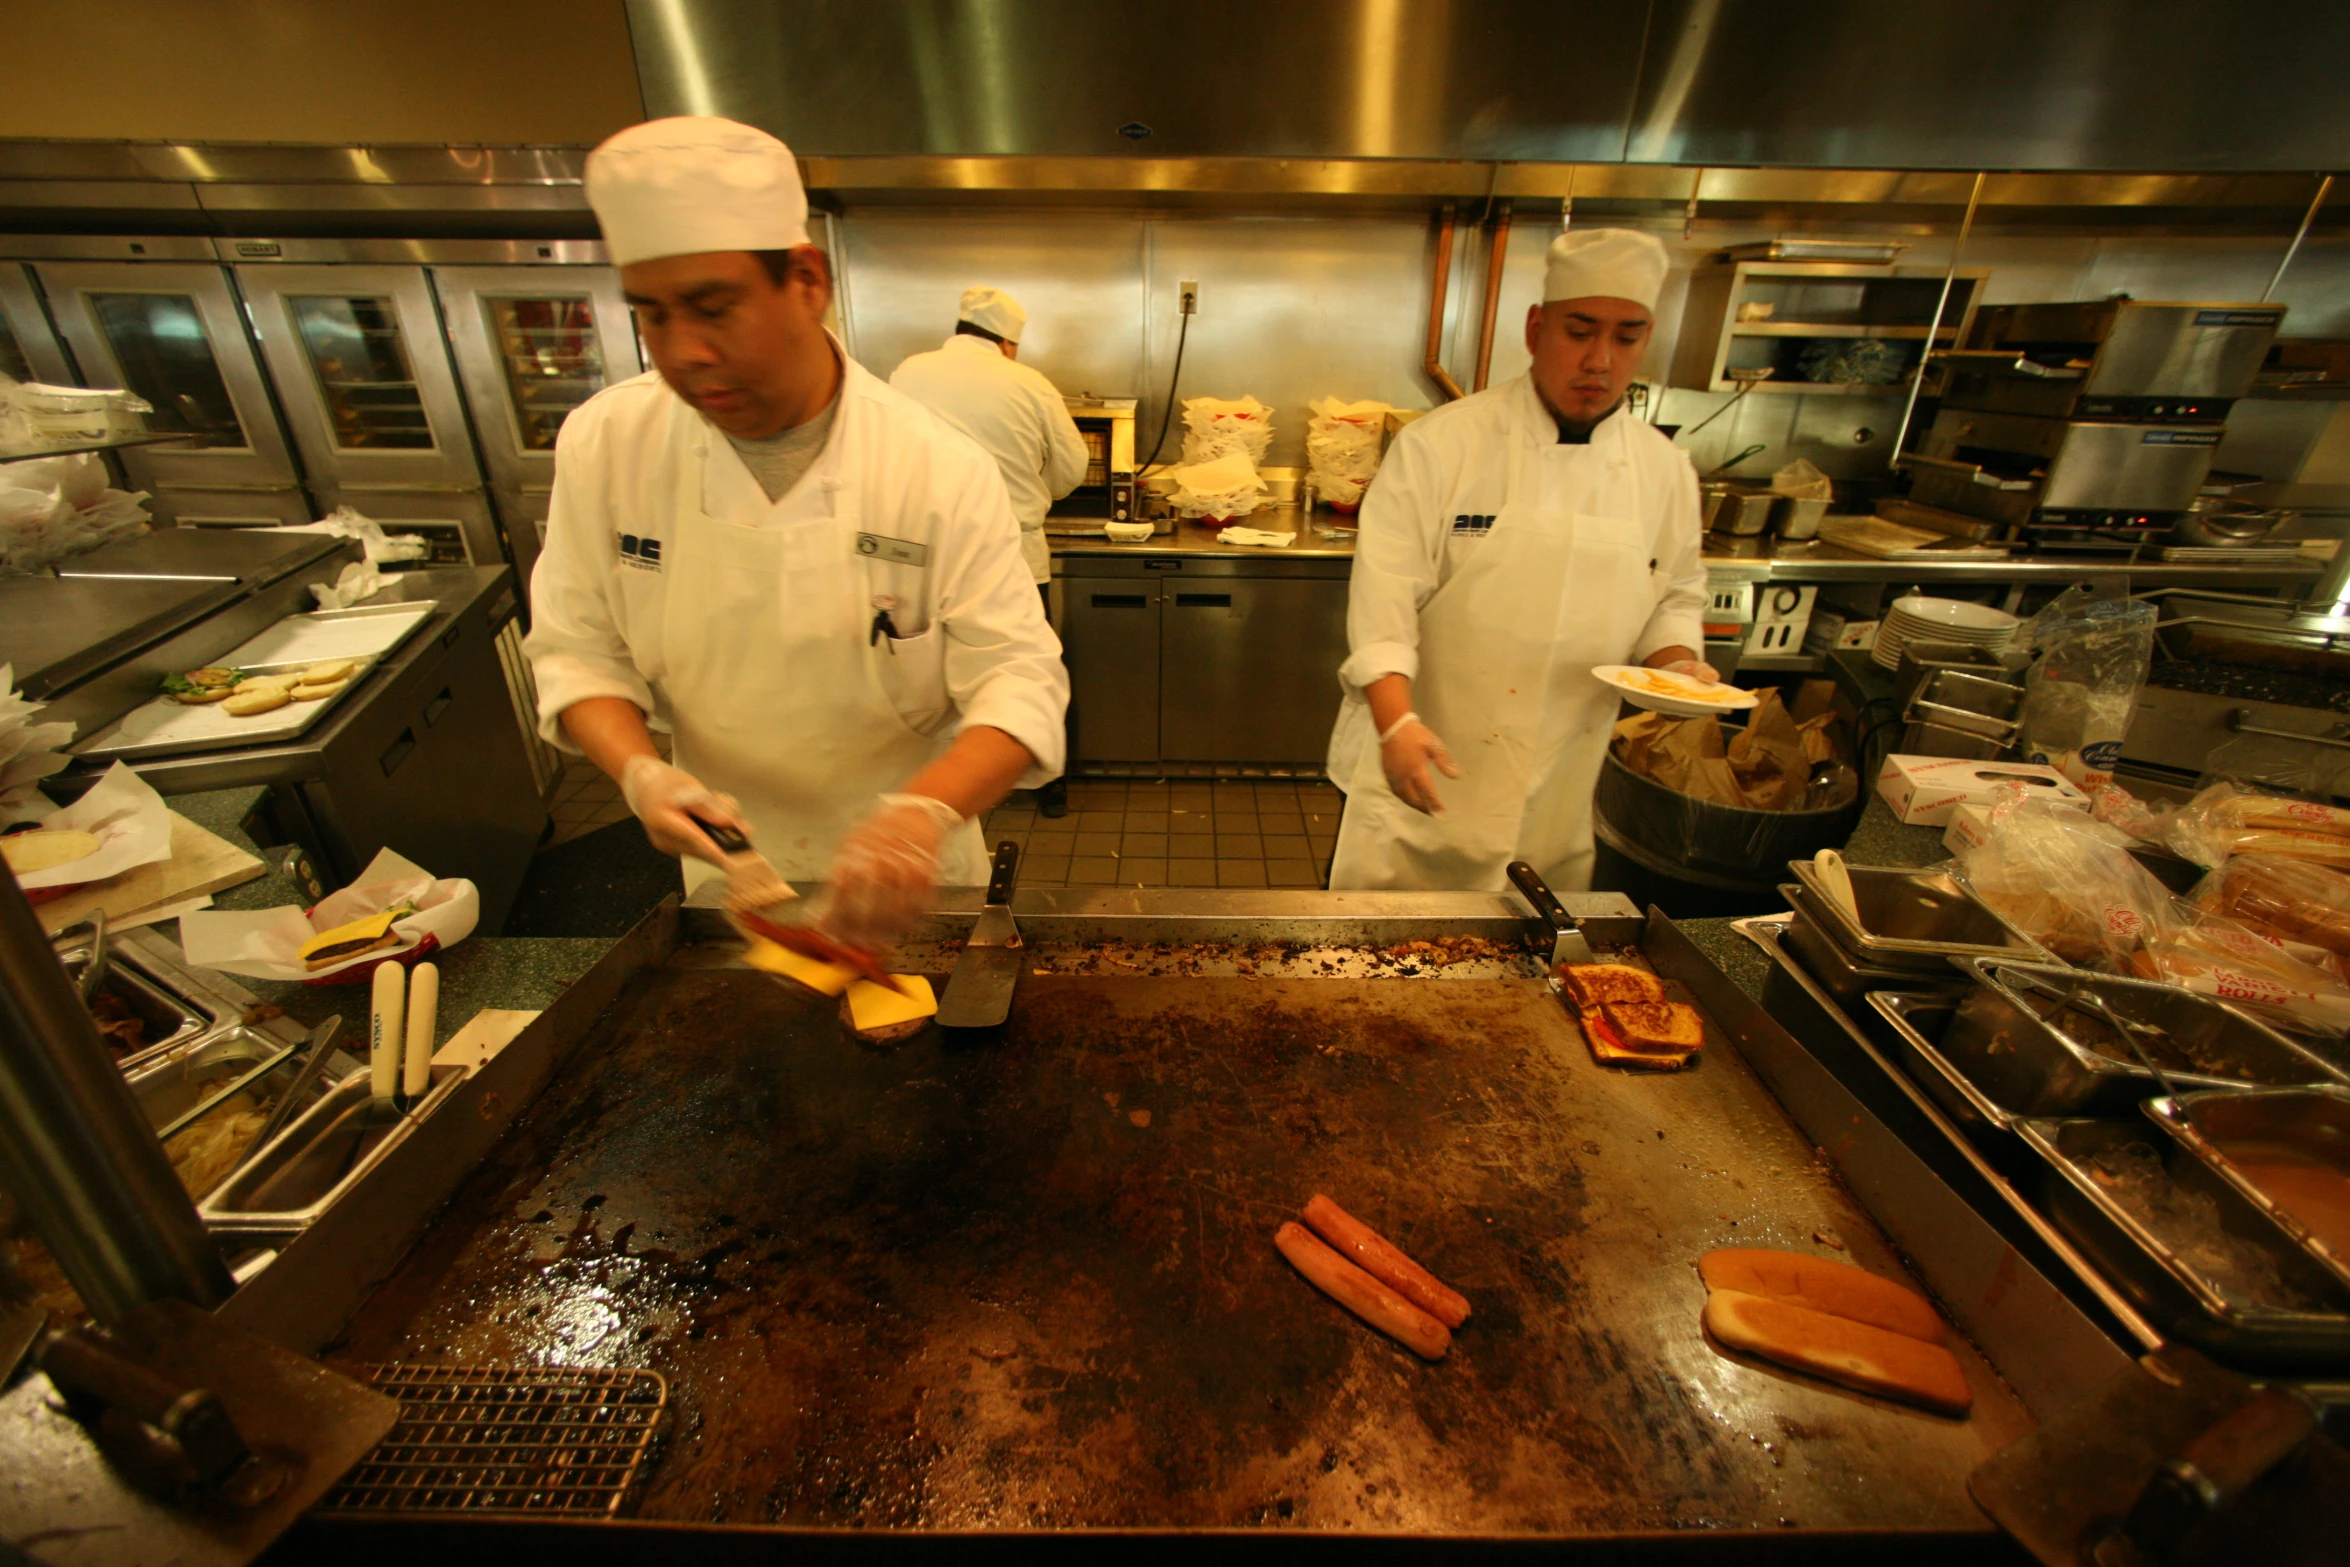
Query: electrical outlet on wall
[{"left": 1178, "top": 280, "right": 1199, "bottom": 315}]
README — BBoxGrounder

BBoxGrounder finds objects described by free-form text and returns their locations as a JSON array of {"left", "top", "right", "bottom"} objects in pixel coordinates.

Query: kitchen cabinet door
[
  {"left": 1062, "top": 582, "right": 1161, "bottom": 763},
  {"left": 1160, "top": 578, "right": 1348, "bottom": 765}
]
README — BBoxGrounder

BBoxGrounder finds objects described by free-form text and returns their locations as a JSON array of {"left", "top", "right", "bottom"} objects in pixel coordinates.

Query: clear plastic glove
[
  {"left": 815, "top": 792, "right": 964, "bottom": 950},
  {"left": 619, "top": 754, "right": 743, "bottom": 864},
  {"left": 1655, "top": 657, "right": 1722, "bottom": 684},
  {"left": 1380, "top": 715, "right": 1462, "bottom": 816}
]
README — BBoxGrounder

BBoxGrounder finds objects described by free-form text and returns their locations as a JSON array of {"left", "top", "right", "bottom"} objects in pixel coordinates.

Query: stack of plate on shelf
[{"left": 1871, "top": 595, "right": 2021, "bottom": 672}]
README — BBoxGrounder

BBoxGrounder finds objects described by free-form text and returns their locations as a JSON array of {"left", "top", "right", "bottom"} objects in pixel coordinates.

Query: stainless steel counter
[
  {"left": 1052, "top": 509, "right": 2329, "bottom": 588},
  {"left": 1704, "top": 534, "right": 2328, "bottom": 588},
  {"left": 1051, "top": 505, "right": 1356, "bottom": 560}
]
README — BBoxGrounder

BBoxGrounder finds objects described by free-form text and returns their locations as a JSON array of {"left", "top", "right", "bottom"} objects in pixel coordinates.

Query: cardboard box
[
  {"left": 1877, "top": 754, "right": 2092, "bottom": 827},
  {"left": 1943, "top": 801, "right": 1994, "bottom": 858}
]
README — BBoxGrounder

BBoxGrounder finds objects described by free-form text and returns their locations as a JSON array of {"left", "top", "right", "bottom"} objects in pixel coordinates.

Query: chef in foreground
[
  {"left": 889, "top": 286, "right": 1089, "bottom": 816},
  {"left": 1326, "top": 227, "right": 1712, "bottom": 893},
  {"left": 525, "top": 117, "right": 1068, "bottom": 947}
]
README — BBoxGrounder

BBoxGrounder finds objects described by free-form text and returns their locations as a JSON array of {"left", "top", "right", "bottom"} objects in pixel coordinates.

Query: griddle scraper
[
  {"left": 1506, "top": 859, "right": 1594, "bottom": 967},
  {"left": 938, "top": 841, "right": 1023, "bottom": 1029}
]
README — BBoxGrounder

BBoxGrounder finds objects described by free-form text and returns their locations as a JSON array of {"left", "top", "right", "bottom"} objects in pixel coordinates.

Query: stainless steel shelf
[{"left": 0, "top": 431, "right": 195, "bottom": 464}]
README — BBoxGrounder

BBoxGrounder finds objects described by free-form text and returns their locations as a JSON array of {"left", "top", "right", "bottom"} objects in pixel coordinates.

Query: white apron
[
  {"left": 660, "top": 420, "right": 988, "bottom": 893},
  {"left": 1327, "top": 405, "right": 1653, "bottom": 892}
]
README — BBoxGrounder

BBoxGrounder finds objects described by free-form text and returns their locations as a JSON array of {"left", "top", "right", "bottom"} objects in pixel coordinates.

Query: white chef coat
[
  {"left": 1325, "top": 374, "right": 1708, "bottom": 892},
  {"left": 525, "top": 345, "right": 1070, "bottom": 889},
  {"left": 889, "top": 333, "right": 1090, "bottom": 584}
]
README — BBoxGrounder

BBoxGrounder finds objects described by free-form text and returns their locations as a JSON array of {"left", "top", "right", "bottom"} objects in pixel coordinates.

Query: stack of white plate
[{"left": 1871, "top": 595, "right": 2020, "bottom": 671}]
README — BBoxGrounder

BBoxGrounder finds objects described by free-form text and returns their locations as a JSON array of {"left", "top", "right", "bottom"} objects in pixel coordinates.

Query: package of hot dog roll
[
  {"left": 2191, "top": 853, "right": 2350, "bottom": 962},
  {"left": 2163, "top": 780, "right": 2350, "bottom": 870},
  {"left": 181, "top": 847, "right": 478, "bottom": 985}
]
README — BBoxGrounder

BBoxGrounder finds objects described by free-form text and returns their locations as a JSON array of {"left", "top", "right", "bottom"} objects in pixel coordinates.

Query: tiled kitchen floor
[
  {"left": 543, "top": 760, "right": 1344, "bottom": 889},
  {"left": 981, "top": 778, "right": 1342, "bottom": 889}
]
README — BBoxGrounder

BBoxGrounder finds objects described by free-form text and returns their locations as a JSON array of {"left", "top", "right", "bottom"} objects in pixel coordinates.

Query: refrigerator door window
[
  {"left": 486, "top": 296, "right": 608, "bottom": 451},
  {"left": 287, "top": 295, "right": 435, "bottom": 451},
  {"left": 0, "top": 313, "right": 28, "bottom": 382},
  {"left": 87, "top": 292, "right": 250, "bottom": 448}
]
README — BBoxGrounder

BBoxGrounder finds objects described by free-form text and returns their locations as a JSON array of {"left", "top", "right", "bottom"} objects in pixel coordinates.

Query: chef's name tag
[{"left": 856, "top": 533, "right": 929, "bottom": 568}]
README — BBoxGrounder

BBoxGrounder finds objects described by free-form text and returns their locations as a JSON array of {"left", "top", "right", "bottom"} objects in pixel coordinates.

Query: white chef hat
[
  {"left": 584, "top": 116, "right": 811, "bottom": 269},
  {"left": 958, "top": 286, "right": 1027, "bottom": 343},
  {"left": 1542, "top": 228, "right": 1668, "bottom": 311}
]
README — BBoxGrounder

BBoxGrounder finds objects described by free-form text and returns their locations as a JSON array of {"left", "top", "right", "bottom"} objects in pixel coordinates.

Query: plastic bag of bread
[
  {"left": 1955, "top": 791, "right": 2170, "bottom": 971},
  {"left": 2165, "top": 780, "right": 2350, "bottom": 870},
  {"left": 2191, "top": 853, "right": 2350, "bottom": 963},
  {"left": 2135, "top": 894, "right": 2350, "bottom": 1041}
]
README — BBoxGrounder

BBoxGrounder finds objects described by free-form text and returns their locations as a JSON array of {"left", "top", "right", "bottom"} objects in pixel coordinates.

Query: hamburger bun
[
  {"left": 300, "top": 659, "right": 357, "bottom": 684},
  {"left": 3, "top": 828, "right": 102, "bottom": 876},
  {"left": 222, "top": 687, "right": 291, "bottom": 717}
]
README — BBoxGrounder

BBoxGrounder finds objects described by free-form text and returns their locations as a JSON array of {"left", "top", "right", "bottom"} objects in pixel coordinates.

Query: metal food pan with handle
[
  {"left": 200, "top": 1063, "right": 464, "bottom": 1241},
  {"left": 125, "top": 1026, "right": 359, "bottom": 1204},
  {"left": 2018, "top": 1113, "right": 2350, "bottom": 1371},
  {"left": 2143, "top": 1087, "right": 2350, "bottom": 1298},
  {"left": 1943, "top": 958, "right": 2347, "bottom": 1120},
  {"left": 1780, "top": 881, "right": 1968, "bottom": 1009},
  {"left": 1787, "top": 859, "right": 2053, "bottom": 973}
]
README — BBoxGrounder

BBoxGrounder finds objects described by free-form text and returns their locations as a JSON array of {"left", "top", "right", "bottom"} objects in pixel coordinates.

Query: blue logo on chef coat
[
  {"left": 617, "top": 532, "right": 663, "bottom": 571},
  {"left": 1451, "top": 514, "right": 1496, "bottom": 534}
]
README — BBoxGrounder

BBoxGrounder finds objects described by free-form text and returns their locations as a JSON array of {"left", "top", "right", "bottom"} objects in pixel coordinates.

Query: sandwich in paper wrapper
[
  {"left": 4, "top": 762, "right": 172, "bottom": 900},
  {"left": 180, "top": 847, "right": 477, "bottom": 986}
]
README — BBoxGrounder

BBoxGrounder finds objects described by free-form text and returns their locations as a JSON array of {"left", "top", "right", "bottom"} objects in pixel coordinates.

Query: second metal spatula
[{"left": 939, "top": 842, "right": 1023, "bottom": 1029}]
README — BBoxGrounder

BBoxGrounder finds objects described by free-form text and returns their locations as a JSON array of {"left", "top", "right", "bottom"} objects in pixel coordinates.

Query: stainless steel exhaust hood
[{"left": 628, "top": 0, "right": 2350, "bottom": 173}]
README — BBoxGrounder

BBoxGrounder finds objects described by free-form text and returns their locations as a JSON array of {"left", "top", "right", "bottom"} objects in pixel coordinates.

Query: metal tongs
[{"left": 2008, "top": 969, "right": 2197, "bottom": 1118}]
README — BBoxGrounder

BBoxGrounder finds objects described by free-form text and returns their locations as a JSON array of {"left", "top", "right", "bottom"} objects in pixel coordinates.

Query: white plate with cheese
[{"left": 1590, "top": 664, "right": 1760, "bottom": 718}]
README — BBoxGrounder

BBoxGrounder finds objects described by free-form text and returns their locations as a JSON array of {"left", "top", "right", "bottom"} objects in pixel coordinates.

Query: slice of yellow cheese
[
  {"left": 744, "top": 936, "right": 861, "bottom": 997},
  {"left": 298, "top": 908, "right": 399, "bottom": 961},
  {"left": 845, "top": 974, "right": 936, "bottom": 1034}
]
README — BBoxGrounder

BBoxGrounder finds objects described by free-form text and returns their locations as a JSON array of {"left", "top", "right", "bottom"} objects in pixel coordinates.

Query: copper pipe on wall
[
  {"left": 1472, "top": 198, "right": 1514, "bottom": 391},
  {"left": 1423, "top": 202, "right": 1465, "bottom": 402}
]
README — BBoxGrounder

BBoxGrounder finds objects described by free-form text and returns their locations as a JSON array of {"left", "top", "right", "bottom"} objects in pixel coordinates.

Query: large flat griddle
[{"left": 329, "top": 953, "right": 2030, "bottom": 1534}]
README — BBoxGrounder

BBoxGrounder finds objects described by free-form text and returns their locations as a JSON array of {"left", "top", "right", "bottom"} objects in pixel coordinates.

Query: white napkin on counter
[{"left": 1218, "top": 527, "right": 1296, "bottom": 549}]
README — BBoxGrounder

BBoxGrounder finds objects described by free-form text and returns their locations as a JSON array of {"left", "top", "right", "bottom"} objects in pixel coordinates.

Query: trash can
[{"left": 1591, "top": 746, "right": 1861, "bottom": 919}]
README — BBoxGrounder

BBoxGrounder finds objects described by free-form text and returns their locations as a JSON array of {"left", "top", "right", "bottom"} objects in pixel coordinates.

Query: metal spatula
[{"left": 939, "top": 842, "right": 1023, "bottom": 1030}]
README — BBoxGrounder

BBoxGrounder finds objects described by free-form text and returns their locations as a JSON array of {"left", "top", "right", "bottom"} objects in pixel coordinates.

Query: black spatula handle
[
  {"left": 987, "top": 841, "right": 1022, "bottom": 905},
  {"left": 687, "top": 813, "right": 751, "bottom": 855},
  {"left": 1506, "top": 859, "right": 1572, "bottom": 935}
]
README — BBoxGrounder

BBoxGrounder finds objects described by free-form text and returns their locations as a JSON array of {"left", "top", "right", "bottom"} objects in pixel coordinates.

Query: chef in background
[
  {"left": 890, "top": 288, "right": 1089, "bottom": 817},
  {"left": 526, "top": 117, "right": 1068, "bottom": 948},
  {"left": 1325, "top": 227, "right": 1711, "bottom": 893}
]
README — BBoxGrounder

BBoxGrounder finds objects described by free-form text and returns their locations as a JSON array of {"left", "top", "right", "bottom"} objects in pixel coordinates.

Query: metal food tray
[
  {"left": 2017, "top": 1113, "right": 2350, "bottom": 1370},
  {"left": 1943, "top": 957, "right": 2347, "bottom": 1119},
  {"left": 78, "top": 600, "right": 436, "bottom": 761},
  {"left": 1782, "top": 880, "right": 1971, "bottom": 1009},
  {"left": 201, "top": 1063, "right": 464, "bottom": 1240},
  {"left": 2145, "top": 1088, "right": 2350, "bottom": 1298},
  {"left": 126, "top": 1025, "right": 360, "bottom": 1204},
  {"left": 1788, "top": 859, "right": 2054, "bottom": 973},
  {"left": 1867, "top": 990, "right": 2031, "bottom": 1149},
  {"left": 1735, "top": 915, "right": 2164, "bottom": 1354}
]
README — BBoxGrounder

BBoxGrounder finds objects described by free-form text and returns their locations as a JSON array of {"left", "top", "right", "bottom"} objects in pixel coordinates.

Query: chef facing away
[
  {"left": 889, "top": 286, "right": 1089, "bottom": 817},
  {"left": 1326, "top": 228, "right": 1712, "bottom": 894},
  {"left": 524, "top": 116, "right": 1069, "bottom": 949}
]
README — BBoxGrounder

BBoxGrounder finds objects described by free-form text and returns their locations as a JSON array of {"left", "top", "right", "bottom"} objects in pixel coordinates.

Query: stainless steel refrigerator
[
  {"left": 0, "top": 262, "right": 74, "bottom": 387},
  {"left": 432, "top": 264, "right": 642, "bottom": 588},
  {"left": 34, "top": 260, "right": 313, "bottom": 526},
  {"left": 233, "top": 263, "right": 507, "bottom": 571}
]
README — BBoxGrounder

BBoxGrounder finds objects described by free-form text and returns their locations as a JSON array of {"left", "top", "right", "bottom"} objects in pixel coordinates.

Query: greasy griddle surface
[{"left": 334, "top": 968, "right": 2027, "bottom": 1531}]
